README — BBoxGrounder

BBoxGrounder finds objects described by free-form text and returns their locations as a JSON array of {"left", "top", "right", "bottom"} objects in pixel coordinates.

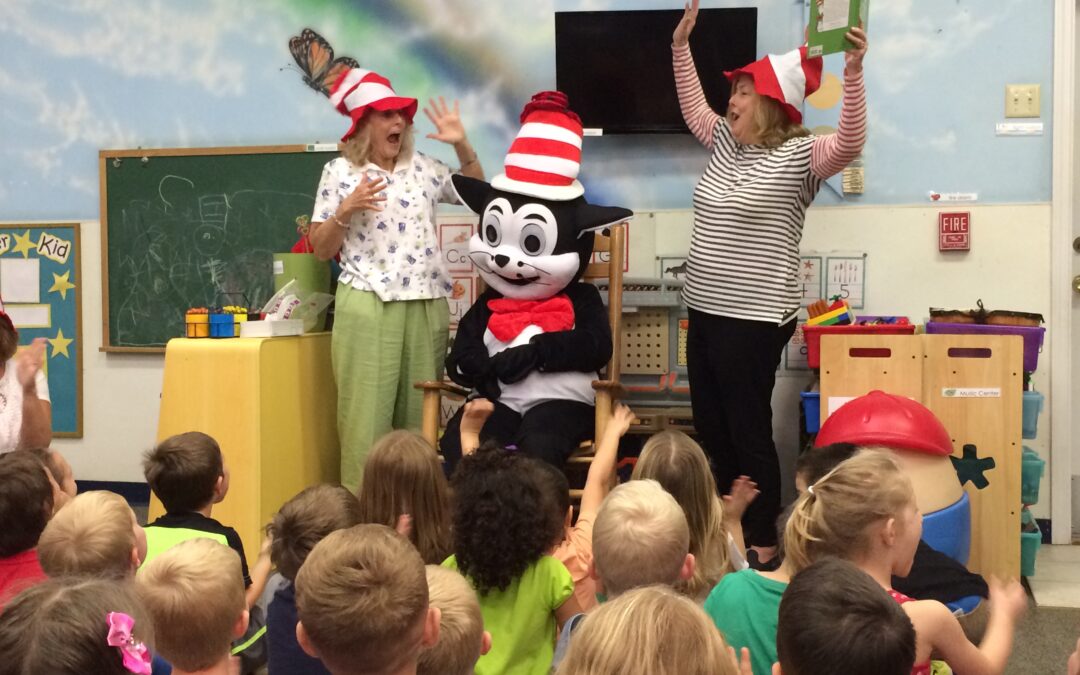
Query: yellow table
[{"left": 149, "top": 333, "right": 339, "bottom": 563}]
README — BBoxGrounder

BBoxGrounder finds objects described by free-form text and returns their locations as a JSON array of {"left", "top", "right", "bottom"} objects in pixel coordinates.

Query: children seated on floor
[
  {"left": 295, "top": 524, "right": 439, "bottom": 675},
  {"left": 445, "top": 443, "right": 582, "bottom": 675},
  {"left": 631, "top": 430, "right": 757, "bottom": 600},
  {"left": 136, "top": 538, "right": 249, "bottom": 675},
  {"left": 0, "top": 450, "right": 58, "bottom": 607},
  {"left": 0, "top": 576, "right": 154, "bottom": 675},
  {"left": 419, "top": 565, "right": 491, "bottom": 675},
  {"left": 266, "top": 484, "right": 361, "bottom": 675},
  {"left": 776, "top": 556, "right": 916, "bottom": 675},
  {"left": 357, "top": 430, "right": 452, "bottom": 565},
  {"left": 784, "top": 449, "right": 1027, "bottom": 675},
  {"left": 38, "top": 490, "right": 146, "bottom": 578},
  {"left": 556, "top": 585, "right": 744, "bottom": 675}
]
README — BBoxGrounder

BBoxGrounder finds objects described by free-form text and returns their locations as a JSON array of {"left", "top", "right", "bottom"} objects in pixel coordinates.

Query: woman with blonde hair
[
  {"left": 671, "top": 0, "right": 868, "bottom": 566},
  {"left": 357, "top": 430, "right": 451, "bottom": 564},
  {"left": 309, "top": 65, "right": 484, "bottom": 491},
  {"left": 632, "top": 430, "right": 756, "bottom": 600},
  {"left": 557, "top": 585, "right": 743, "bottom": 675}
]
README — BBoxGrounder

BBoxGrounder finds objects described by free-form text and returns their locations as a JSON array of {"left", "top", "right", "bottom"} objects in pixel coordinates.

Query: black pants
[
  {"left": 440, "top": 399, "right": 595, "bottom": 475},
  {"left": 686, "top": 308, "right": 796, "bottom": 548}
]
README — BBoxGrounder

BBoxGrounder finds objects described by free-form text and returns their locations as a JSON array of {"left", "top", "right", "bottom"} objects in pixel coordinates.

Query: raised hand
[
  {"left": 338, "top": 174, "right": 387, "bottom": 220},
  {"left": 673, "top": 0, "right": 700, "bottom": 47},
  {"left": 605, "top": 403, "right": 636, "bottom": 440},
  {"left": 16, "top": 338, "right": 46, "bottom": 391},
  {"left": 423, "top": 97, "right": 467, "bottom": 145},
  {"left": 988, "top": 576, "right": 1028, "bottom": 621},
  {"left": 844, "top": 25, "right": 869, "bottom": 73},
  {"left": 461, "top": 398, "right": 495, "bottom": 437},
  {"left": 722, "top": 475, "right": 760, "bottom": 522}
]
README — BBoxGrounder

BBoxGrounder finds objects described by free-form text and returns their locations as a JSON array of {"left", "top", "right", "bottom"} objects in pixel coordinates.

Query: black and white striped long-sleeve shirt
[{"left": 674, "top": 44, "right": 867, "bottom": 325}]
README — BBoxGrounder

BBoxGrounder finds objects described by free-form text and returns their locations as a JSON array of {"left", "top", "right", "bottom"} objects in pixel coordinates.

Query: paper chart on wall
[{"left": 825, "top": 255, "right": 866, "bottom": 309}]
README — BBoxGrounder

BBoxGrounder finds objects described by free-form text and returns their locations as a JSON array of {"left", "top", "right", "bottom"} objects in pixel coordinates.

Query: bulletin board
[{"left": 0, "top": 224, "right": 82, "bottom": 437}]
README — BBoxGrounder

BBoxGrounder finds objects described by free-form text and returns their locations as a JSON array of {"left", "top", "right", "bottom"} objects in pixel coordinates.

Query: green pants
[{"left": 332, "top": 285, "right": 449, "bottom": 491}]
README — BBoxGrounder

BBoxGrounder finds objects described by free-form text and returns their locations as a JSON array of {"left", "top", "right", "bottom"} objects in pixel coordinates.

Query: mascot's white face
[{"left": 469, "top": 197, "right": 583, "bottom": 301}]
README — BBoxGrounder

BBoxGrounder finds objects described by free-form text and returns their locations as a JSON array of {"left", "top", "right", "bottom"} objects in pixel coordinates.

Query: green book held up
[{"left": 808, "top": 0, "right": 869, "bottom": 57}]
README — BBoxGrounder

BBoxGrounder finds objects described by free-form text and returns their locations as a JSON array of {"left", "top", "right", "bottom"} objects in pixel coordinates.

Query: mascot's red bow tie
[{"left": 487, "top": 295, "right": 575, "bottom": 342}]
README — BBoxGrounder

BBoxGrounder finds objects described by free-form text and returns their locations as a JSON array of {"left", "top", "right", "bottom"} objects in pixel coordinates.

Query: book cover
[{"left": 808, "top": 0, "right": 869, "bottom": 58}]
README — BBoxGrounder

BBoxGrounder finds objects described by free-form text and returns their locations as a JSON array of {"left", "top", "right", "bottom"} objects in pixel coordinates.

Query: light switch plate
[{"left": 1005, "top": 84, "right": 1041, "bottom": 118}]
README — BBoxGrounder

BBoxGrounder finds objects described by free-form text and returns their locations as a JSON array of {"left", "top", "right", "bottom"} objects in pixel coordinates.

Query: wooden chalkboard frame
[{"left": 98, "top": 145, "right": 336, "bottom": 353}]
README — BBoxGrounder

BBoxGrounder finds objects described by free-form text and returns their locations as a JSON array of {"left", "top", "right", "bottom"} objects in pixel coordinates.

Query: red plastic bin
[
  {"left": 803, "top": 317, "right": 916, "bottom": 370},
  {"left": 924, "top": 322, "right": 1045, "bottom": 373}
]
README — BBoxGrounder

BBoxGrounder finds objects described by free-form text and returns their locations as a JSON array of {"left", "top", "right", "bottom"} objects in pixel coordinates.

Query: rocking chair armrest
[
  {"left": 591, "top": 379, "right": 626, "bottom": 400},
  {"left": 413, "top": 381, "right": 470, "bottom": 398}
]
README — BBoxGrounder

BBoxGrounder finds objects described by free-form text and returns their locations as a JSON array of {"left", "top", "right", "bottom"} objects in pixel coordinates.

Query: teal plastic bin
[
  {"left": 1022, "top": 391, "right": 1044, "bottom": 439},
  {"left": 1020, "top": 508, "right": 1042, "bottom": 577},
  {"left": 1021, "top": 447, "right": 1046, "bottom": 505}
]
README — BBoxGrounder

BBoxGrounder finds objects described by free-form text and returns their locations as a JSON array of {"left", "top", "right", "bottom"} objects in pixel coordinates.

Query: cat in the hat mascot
[{"left": 439, "top": 91, "right": 632, "bottom": 470}]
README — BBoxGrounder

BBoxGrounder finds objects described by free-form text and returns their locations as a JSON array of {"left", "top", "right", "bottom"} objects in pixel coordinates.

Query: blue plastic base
[{"left": 921, "top": 492, "right": 971, "bottom": 566}]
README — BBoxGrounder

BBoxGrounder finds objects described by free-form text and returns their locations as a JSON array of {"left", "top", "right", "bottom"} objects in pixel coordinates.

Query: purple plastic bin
[{"left": 924, "top": 322, "right": 1045, "bottom": 372}]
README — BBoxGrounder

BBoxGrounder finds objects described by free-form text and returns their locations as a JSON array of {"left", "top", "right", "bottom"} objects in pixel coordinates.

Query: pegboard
[{"left": 621, "top": 310, "right": 669, "bottom": 374}]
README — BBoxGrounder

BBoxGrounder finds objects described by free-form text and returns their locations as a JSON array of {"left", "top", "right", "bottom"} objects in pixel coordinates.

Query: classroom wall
[{"left": 0, "top": 0, "right": 1059, "bottom": 514}]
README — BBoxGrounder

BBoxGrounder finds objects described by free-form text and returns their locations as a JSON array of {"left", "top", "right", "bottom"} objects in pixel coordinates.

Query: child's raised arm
[
  {"left": 579, "top": 404, "right": 635, "bottom": 519},
  {"left": 721, "top": 475, "right": 759, "bottom": 560},
  {"left": 459, "top": 398, "right": 495, "bottom": 456},
  {"left": 245, "top": 533, "right": 274, "bottom": 609}
]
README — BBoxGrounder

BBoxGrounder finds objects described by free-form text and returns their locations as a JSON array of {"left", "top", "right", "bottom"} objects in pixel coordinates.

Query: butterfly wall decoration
[{"left": 287, "top": 28, "right": 359, "bottom": 97}]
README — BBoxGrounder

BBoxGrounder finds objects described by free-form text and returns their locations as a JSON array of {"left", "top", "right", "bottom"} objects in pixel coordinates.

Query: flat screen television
[{"left": 555, "top": 8, "right": 757, "bottom": 134}]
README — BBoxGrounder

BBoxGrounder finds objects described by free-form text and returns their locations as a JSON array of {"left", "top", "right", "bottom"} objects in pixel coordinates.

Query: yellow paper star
[
  {"left": 48, "top": 328, "right": 73, "bottom": 359},
  {"left": 48, "top": 271, "right": 76, "bottom": 300},
  {"left": 11, "top": 230, "right": 36, "bottom": 258}
]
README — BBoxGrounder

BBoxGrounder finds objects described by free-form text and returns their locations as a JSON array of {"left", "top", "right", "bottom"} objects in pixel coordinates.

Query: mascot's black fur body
[{"left": 439, "top": 95, "right": 632, "bottom": 469}]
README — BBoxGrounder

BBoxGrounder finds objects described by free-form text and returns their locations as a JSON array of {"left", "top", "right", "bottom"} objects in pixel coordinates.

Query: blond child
[
  {"left": 143, "top": 431, "right": 271, "bottom": 609},
  {"left": 445, "top": 444, "right": 583, "bottom": 675},
  {"left": 785, "top": 450, "right": 1028, "bottom": 675},
  {"left": 419, "top": 565, "right": 492, "bottom": 675},
  {"left": 358, "top": 430, "right": 452, "bottom": 564},
  {"left": 556, "top": 585, "right": 743, "bottom": 675},
  {"left": 295, "top": 524, "right": 440, "bottom": 675},
  {"left": 632, "top": 430, "right": 757, "bottom": 600},
  {"left": 552, "top": 479, "right": 696, "bottom": 668},
  {"left": 0, "top": 577, "right": 155, "bottom": 675},
  {"left": 27, "top": 447, "right": 77, "bottom": 508},
  {"left": 461, "top": 398, "right": 636, "bottom": 611},
  {"left": 38, "top": 490, "right": 147, "bottom": 578},
  {"left": 775, "top": 556, "right": 916, "bottom": 675},
  {"left": 136, "top": 538, "right": 249, "bottom": 675},
  {"left": 266, "top": 484, "right": 361, "bottom": 675}
]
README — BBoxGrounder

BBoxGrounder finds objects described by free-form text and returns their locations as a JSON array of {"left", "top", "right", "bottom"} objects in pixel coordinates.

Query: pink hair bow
[{"left": 106, "top": 612, "right": 152, "bottom": 674}]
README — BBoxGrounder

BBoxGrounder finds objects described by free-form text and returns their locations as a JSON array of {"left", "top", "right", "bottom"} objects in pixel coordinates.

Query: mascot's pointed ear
[
  {"left": 451, "top": 175, "right": 493, "bottom": 214},
  {"left": 575, "top": 203, "right": 634, "bottom": 238}
]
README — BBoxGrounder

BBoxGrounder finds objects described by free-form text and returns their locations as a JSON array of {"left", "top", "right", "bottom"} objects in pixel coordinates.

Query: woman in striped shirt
[{"left": 672, "top": 0, "right": 868, "bottom": 567}]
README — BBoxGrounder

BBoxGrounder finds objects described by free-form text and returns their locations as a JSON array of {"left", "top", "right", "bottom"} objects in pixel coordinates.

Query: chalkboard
[{"left": 99, "top": 145, "right": 339, "bottom": 351}]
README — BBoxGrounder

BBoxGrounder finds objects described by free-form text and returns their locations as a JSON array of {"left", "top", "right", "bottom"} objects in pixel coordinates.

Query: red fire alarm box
[{"left": 939, "top": 211, "right": 970, "bottom": 251}]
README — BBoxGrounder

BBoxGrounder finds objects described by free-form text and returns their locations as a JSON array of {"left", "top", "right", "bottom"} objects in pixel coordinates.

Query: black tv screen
[{"left": 555, "top": 8, "right": 757, "bottom": 134}]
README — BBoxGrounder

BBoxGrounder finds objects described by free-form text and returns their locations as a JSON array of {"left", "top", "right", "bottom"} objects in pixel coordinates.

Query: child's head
[
  {"left": 27, "top": 447, "right": 77, "bottom": 507},
  {"left": 358, "top": 430, "right": 451, "bottom": 565},
  {"left": 142, "top": 431, "right": 227, "bottom": 513},
  {"left": 592, "top": 479, "right": 693, "bottom": 597},
  {"left": 558, "top": 585, "right": 738, "bottom": 675},
  {"left": 450, "top": 445, "right": 564, "bottom": 595},
  {"left": 418, "top": 565, "right": 490, "bottom": 675},
  {"left": 295, "top": 524, "right": 438, "bottom": 675},
  {"left": 38, "top": 490, "right": 146, "bottom": 578},
  {"left": 269, "top": 484, "right": 362, "bottom": 582},
  {"left": 524, "top": 456, "right": 572, "bottom": 536},
  {"left": 776, "top": 556, "right": 916, "bottom": 675},
  {"left": 135, "top": 538, "right": 248, "bottom": 672},
  {"left": 0, "top": 577, "right": 154, "bottom": 675},
  {"left": 784, "top": 450, "right": 920, "bottom": 575},
  {"left": 793, "top": 442, "right": 859, "bottom": 493},
  {"left": 631, "top": 431, "right": 730, "bottom": 596},
  {"left": 0, "top": 450, "right": 56, "bottom": 557}
]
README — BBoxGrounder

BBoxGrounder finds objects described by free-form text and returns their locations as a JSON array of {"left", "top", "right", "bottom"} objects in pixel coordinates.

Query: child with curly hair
[{"left": 444, "top": 444, "right": 583, "bottom": 675}]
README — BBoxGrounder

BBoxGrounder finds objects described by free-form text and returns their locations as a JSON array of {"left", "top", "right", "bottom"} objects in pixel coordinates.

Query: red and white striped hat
[
  {"left": 491, "top": 91, "right": 584, "bottom": 201},
  {"left": 724, "top": 46, "right": 823, "bottom": 124},
  {"left": 329, "top": 67, "right": 418, "bottom": 142}
]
